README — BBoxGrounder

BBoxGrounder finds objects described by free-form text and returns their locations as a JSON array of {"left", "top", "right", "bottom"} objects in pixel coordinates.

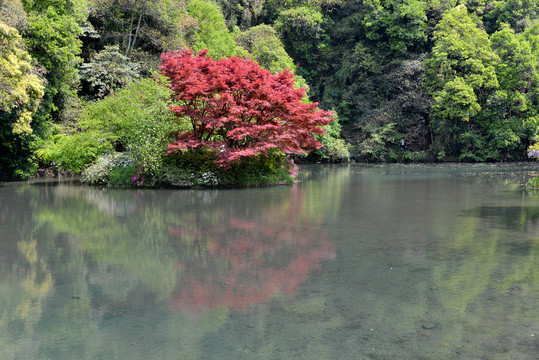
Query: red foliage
[{"left": 159, "top": 48, "right": 333, "bottom": 165}]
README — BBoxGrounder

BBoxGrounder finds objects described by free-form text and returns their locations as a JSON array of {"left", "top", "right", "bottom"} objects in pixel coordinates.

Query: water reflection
[
  {"left": 1, "top": 165, "right": 538, "bottom": 359},
  {"left": 41, "top": 184, "right": 335, "bottom": 310},
  {"left": 168, "top": 188, "right": 335, "bottom": 311},
  {"left": 462, "top": 205, "right": 539, "bottom": 231}
]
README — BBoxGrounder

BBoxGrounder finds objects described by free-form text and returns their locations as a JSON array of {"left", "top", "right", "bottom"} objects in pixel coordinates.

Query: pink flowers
[
  {"left": 288, "top": 158, "right": 298, "bottom": 179},
  {"left": 131, "top": 166, "right": 145, "bottom": 185}
]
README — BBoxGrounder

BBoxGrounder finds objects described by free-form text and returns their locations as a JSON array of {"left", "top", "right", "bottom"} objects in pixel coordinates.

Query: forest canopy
[{"left": 1, "top": 0, "right": 539, "bottom": 180}]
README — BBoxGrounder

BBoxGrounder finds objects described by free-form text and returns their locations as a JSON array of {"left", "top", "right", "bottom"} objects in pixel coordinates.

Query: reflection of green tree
[
  {"left": 430, "top": 203, "right": 539, "bottom": 358},
  {"left": 1, "top": 183, "right": 232, "bottom": 359},
  {"left": 35, "top": 186, "right": 177, "bottom": 297},
  {"left": 0, "top": 238, "right": 53, "bottom": 360},
  {"left": 1, "top": 172, "right": 341, "bottom": 359},
  {"left": 298, "top": 164, "right": 351, "bottom": 222},
  {"left": 210, "top": 166, "right": 538, "bottom": 360}
]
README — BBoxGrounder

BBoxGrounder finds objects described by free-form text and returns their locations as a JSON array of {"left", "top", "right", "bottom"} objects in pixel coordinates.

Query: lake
[{"left": 1, "top": 163, "right": 538, "bottom": 359}]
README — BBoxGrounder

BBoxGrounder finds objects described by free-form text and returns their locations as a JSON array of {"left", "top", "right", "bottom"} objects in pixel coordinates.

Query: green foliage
[
  {"left": 0, "top": 22, "right": 44, "bottom": 135},
  {"left": 0, "top": 22, "right": 45, "bottom": 178},
  {"left": 430, "top": 77, "right": 480, "bottom": 151},
  {"left": 23, "top": 0, "right": 88, "bottom": 22},
  {"left": 456, "top": 129, "right": 500, "bottom": 161},
  {"left": 424, "top": 5, "right": 499, "bottom": 93},
  {"left": 483, "top": 24, "right": 539, "bottom": 158},
  {"left": 363, "top": 0, "right": 427, "bottom": 54},
  {"left": 220, "top": 151, "right": 294, "bottom": 186},
  {"left": 354, "top": 122, "right": 402, "bottom": 162},
  {"left": 235, "top": 24, "right": 296, "bottom": 73},
  {"left": 0, "top": 118, "right": 40, "bottom": 179},
  {"left": 24, "top": 5, "right": 83, "bottom": 120},
  {"left": 486, "top": 0, "right": 539, "bottom": 33},
  {"left": 308, "top": 114, "right": 350, "bottom": 162},
  {"left": 107, "top": 164, "right": 136, "bottom": 185},
  {"left": 401, "top": 150, "right": 429, "bottom": 162},
  {"left": 80, "top": 152, "right": 134, "bottom": 184},
  {"left": 149, "top": 150, "right": 294, "bottom": 187},
  {"left": 424, "top": 5, "right": 500, "bottom": 158},
  {"left": 87, "top": 0, "right": 194, "bottom": 75},
  {"left": 188, "top": 0, "right": 239, "bottom": 59},
  {"left": 526, "top": 176, "right": 539, "bottom": 188},
  {"left": 35, "top": 130, "right": 113, "bottom": 173},
  {"left": 37, "top": 76, "right": 177, "bottom": 174},
  {"left": 274, "top": 6, "right": 328, "bottom": 68},
  {"left": 79, "top": 44, "right": 139, "bottom": 98}
]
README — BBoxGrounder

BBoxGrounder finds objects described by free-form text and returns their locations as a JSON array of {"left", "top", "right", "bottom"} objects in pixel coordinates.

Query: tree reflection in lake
[
  {"left": 168, "top": 186, "right": 335, "bottom": 311},
  {"left": 0, "top": 174, "right": 340, "bottom": 359},
  {"left": 0, "top": 164, "right": 537, "bottom": 359}
]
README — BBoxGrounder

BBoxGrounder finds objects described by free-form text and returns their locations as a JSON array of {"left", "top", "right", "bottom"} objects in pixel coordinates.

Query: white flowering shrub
[
  {"left": 195, "top": 172, "right": 219, "bottom": 186},
  {"left": 81, "top": 152, "right": 134, "bottom": 185}
]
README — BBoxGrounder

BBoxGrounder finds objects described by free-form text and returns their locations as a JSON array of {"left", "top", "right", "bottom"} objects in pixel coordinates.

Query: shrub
[
  {"left": 81, "top": 153, "right": 134, "bottom": 185},
  {"left": 37, "top": 76, "right": 178, "bottom": 174},
  {"left": 526, "top": 177, "right": 539, "bottom": 189},
  {"left": 148, "top": 150, "right": 294, "bottom": 188},
  {"left": 108, "top": 165, "right": 137, "bottom": 186}
]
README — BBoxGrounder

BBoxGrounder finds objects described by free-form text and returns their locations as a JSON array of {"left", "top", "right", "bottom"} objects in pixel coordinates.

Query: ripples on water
[{"left": 0, "top": 163, "right": 537, "bottom": 359}]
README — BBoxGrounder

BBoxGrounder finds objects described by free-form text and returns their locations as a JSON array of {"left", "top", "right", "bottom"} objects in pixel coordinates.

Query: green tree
[
  {"left": 362, "top": 0, "right": 427, "bottom": 54},
  {"left": 274, "top": 6, "right": 327, "bottom": 65},
  {"left": 0, "top": 23, "right": 44, "bottom": 135},
  {"left": 86, "top": 0, "right": 196, "bottom": 75},
  {"left": 486, "top": 0, "right": 539, "bottom": 33},
  {"left": 79, "top": 44, "right": 139, "bottom": 98},
  {"left": 235, "top": 24, "right": 296, "bottom": 73},
  {"left": 483, "top": 24, "right": 539, "bottom": 158},
  {"left": 424, "top": 4, "right": 499, "bottom": 159},
  {"left": 23, "top": 4, "right": 84, "bottom": 121},
  {"left": 0, "top": 22, "right": 45, "bottom": 178},
  {"left": 187, "top": 0, "right": 239, "bottom": 59},
  {"left": 37, "top": 76, "right": 177, "bottom": 174}
]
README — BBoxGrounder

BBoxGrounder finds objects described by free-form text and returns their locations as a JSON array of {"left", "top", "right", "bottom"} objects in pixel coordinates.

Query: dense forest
[{"left": 1, "top": 0, "right": 539, "bottom": 180}]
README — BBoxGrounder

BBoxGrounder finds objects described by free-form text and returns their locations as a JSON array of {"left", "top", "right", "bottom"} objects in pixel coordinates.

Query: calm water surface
[{"left": 1, "top": 164, "right": 538, "bottom": 359}]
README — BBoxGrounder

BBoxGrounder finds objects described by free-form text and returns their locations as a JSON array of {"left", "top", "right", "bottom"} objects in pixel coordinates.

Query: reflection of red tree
[{"left": 168, "top": 188, "right": 335, "bottom": 312}]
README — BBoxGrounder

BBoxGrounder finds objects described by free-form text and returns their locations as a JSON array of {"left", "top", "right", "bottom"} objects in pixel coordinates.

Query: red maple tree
[{"left": 159, "top": 48, "right": 333, "bottom": 165}]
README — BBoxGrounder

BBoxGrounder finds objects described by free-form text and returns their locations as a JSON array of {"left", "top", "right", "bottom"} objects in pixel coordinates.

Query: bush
[
  {"left": 402, "top": 151, "right": 429, "bottom": 162},
  {"left": 81, "top": 153, "right": 134, "bottom": 185},
  {"left": 37, "top": 76, "right": 178, "bottom": 174},
  {"left": 526, "top": 177, "right": 539, "bottom": 189},
  {"left": 36, "top": 130, "right": 113, "bottom": 173},
  {"left": 307, "top": 114, "right": 350, "bottom": 163},
  {"left": 108, "top": 165, "right": 137, "bottom": 186},
  {"left": 147, "top": 150, "right": 294, "bottom": 188},
  {"left": 219, "top": 152, "right": 294, "bottom": 186}
]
